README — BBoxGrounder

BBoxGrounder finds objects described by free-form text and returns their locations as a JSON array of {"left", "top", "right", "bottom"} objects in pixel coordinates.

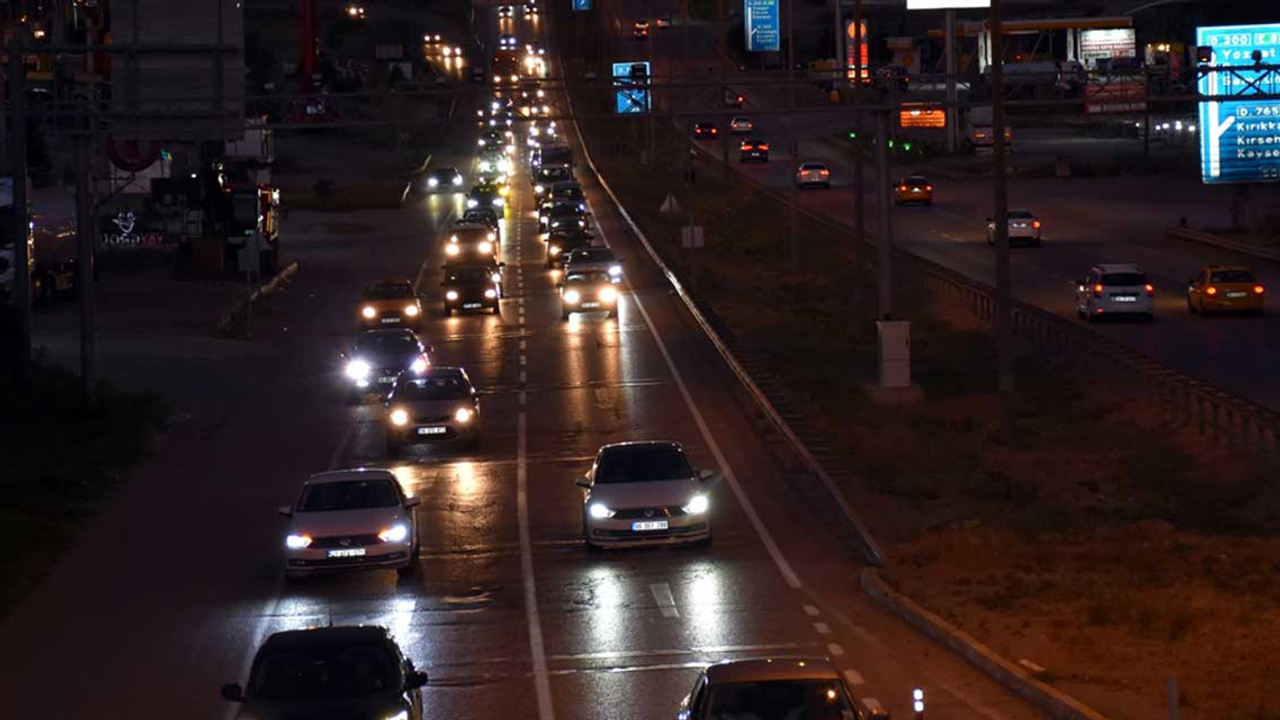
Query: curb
[
  {"left": 564, "top": 83, "right": 887, "bottom": 568},
  {"left": 216, "top": 260, "right": 301, "bottom": 338},
  {"left": 1166, "top": 226, "right": 1280, "bottom": 263},
  {"left": 860, "top": 568, "right": 1110, "bottom": 720}
]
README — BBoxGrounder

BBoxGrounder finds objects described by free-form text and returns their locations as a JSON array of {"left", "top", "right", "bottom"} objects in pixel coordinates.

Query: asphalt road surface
[{"left": 0, "top": 8, "right": 1051, "bottom": 720}]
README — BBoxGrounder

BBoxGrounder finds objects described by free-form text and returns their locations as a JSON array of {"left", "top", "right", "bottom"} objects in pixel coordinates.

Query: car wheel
[
  {"left": 493, "top": 304, "right": 501, "bottom": 315},
  {"left": 606, "top": 308, "right": 617, "bottom": 319},
  {"left": 397, "top": 558, "right": 417, "bottom": 577},
  {"left": 1187, "top": 295, "right": 1196, "bottom": 313}
]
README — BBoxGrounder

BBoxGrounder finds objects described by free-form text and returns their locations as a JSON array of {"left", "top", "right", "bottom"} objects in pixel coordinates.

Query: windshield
[
  {"left": 298, "top": 480, "right": 401, "bottom": 512},
  {"left": 1102, "top": 273, "right": 1148, "bottom": 286},
  {"left": 364, "top": 284, "right": 413, "bottom": 300},
  {"left": 1210, "top": 270, "right": 1256, "bottom": 284},
  {"left": 905, "top": 177, "right": 928, "bottom": 185},
  {"left": 566, "top": 271, "right": 612, "bottom": 284},
  {"left": 595, "top": 445, "right": 693, "bottom": 484},
  {"left": 570, "top": 249, "right": 614, "bottom": 263},
  {"left": 706, "top": 680, "right": 854, "bottom": 720},
  {"left": 398, "top": 375, "right": 471, "bottom": 400},
  {"left": 250, "top": 643, "right": 399, "bottom": 701},
  {"left": 448, "top": 268, "right": 496, "bottom": 283},
  {"left": 432, "top": 167, "right": 458, "bottom": 177},
  {"left": 538, "top": 167, "right": 572, "bottom": 182},
  {"left": 355, "top": 334, "right": 417, "bottom": 354},
  {"left": 801, "top": 164, "right": 826, "bottom": 171},
  {"left": 452, "top": 228, "right": 492, "bottom": 243}
]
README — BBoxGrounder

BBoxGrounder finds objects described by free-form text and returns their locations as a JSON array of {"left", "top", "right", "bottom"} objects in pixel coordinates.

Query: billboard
[
  {"left": 744, "top": 0, "right": 780, "bottom": 53},
  {"left": 845, "top": 20, "right": 868, "bottom": 84},
  {"left": 1197, "top": 24, "right": 1280, "bottom": 184},
  {"left": 612, "top": 61, "right": 651, "bottom": 114},
  {"left": 1080, "top": 28, "right": 1136, "bottom": 69},
  {"left": 906, "top": 0, "right": 989, "bottom": 8},
  {"left": 1084, "top": 77, "right": 1146, "bottom": 114},
  {"left": 899, "top": 104, "right": 946, "bottom": 129}
]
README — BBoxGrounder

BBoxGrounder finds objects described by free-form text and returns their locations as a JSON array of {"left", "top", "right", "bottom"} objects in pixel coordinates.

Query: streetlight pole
[
  {"left": 989, "top": 0, "right": 1015, "bottom": 447},
  {"left": 787, "top": 0, "right": 798, "bottom": 270}
]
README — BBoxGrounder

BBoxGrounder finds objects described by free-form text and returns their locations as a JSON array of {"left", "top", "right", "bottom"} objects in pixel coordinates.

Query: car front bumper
[
  {"left": 285, "top": 542, "right": 412, "bottom": 575},
  {"left": 389, "top": 420, "right": 479, "bottom": 444},
  {"left": 586, "top": 516, "right": 710, "bottom": 547}
]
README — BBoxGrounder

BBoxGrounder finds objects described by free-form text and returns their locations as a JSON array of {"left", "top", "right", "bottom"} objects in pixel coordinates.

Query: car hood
[
  {"left": 589, "top": 479, "right": 701, "bottom": 509},
  {"left": 397, "top": 398, "right": 471, "bottom": 417},
  {"left": 241, "top": 693, "right": 407, "bottom": 720},
  {"left": 363, "top": 299, "right": 414, "bottom": 311},
  {"left": 290, "top": 507, "right": 409, "bottom": 536},
  {"left": 355, "top": 351, "right": 418, "bottom": 369}
]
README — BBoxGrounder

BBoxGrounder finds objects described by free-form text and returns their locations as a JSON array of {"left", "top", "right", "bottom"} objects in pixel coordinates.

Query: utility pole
[
  {"left": 7, "top": 35, "right": 32, "bottom": 370},
  {"left": 989, "top": 0, "right": 1015, "bottom": 448},
  {"left": 853, "top": 0, "right": 868, "bottom": 319},
  {"left": 945, "top": 9, "right": 958, "bottom": 153},
  {"left": 75, "top": 131, "right": 97, "bottom": 395},
  {"left": 874, "top": 109, "right": 893, "bottom": 320},
  {"left": 787, "top": 0, "right": 799, "bottom": 270}
]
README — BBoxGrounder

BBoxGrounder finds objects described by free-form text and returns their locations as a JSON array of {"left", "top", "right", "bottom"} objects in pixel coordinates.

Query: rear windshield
[
  {"left": 298, "top": 480, "right": 400, "bottom": 512},
  {"left": 1210, "top": 270, "right": 1256, "bottom": 284},
  {"left": 905, "top": 176, "right": 929, "bottom": 185},
  {"left": 595, "top": 445, "right": 693, "bottom": 484},
  {"left": 398, "top": 375, "right": 471, "bottom": 400},
  {"left": 364, "top": 284, "right": 413, "bottom": 300},
  {"left": 250, "top": 644, "right": 399, "bottom": 701},
  {"left": 355, "top": 334, "right": 417, "bottom": 354},
  {"left": 801, "top": 163, "right": 826, "bottom": 171},
  {"left": 1102, "top": 273, "right": 1148, "bottom": 286}
]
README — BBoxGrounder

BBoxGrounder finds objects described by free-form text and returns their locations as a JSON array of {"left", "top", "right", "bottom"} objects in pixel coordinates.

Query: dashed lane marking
[{"left": 649, "top": 583, "right": 679, "bottom": 618}]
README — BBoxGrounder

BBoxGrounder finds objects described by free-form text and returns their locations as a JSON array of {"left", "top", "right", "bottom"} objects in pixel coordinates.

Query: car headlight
[
  {"left": 427, "top": 177, "right": 439, "bottom": 187},
  {"left": 404, "top": 304, "right": 420, "bottom": 317},
  {"left": 467, "top": 198, "right": 478, "bottom": 208},
  {"left": 563, "top": 289, "right": 580, "bottom": 304},
  {"left": 454, "top": 407, "right": 474, "bottom": 423},
  {"left": 682, "top": 494, "right": 710, "bottom": 515},
  {"left": 446, "top": 290, "right": 459, "bottom": 301},
  {"left": 411, "top": 357, "right": 428, "bottom": 374},
  {"left": 492, "top": 197, "right": 504, "bottom": 207},
  {"left": 608, "top": 264, "right": 622, "bottom": 277},
  {"left": 453, "top": 175, "right": 463, "bottom": 186},
  {"left": 286, "top": 533, "right": 312, "bottom": 549},
  {"left": 539, "top": 214, "right": 548, "bottom": 223},
  {"left": 362, "top": 306, "right": 376, "bottom": 319},
  {"left": 384, "top": 711, "right": 410, "bottom": 720},
  {"left": 378, "top": 523, "right": 410, "bottom": 543},
  {"left": 478, "top": 241, "right": 494, "bottom": 254},
  {"left": 488, "top": 232, "right": 497, "bottom": 242},
  {"left": 588, "top": 502, "right": 615, "bottom": 520},
  {"left": 484, "top": 288, "right": 498, "bottom": 299},
  {"left": 548, "top": 244, "right": 561, "bottom": 256},
  {"left": 446, "top": 244, "right": 461, "bottom": 256},
  {"left": 390, "top": 408, "right": 410, "bottom": 426},
  {"left": 345, "top": 359, "right": 371, "bottom": 379},
  {"left": 599, "top": 286, "right": 618, "bottom": 302},
  {"left": 491, "top": 272, "right": 502, "bottom": 283},
  {"left": 535, "top": 184, "right": 545, "bottom": 194}
]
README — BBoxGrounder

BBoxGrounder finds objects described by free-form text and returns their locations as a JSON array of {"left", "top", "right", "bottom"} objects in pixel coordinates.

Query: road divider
[
  {"left": 216, "top": 260, "right": 301, "bottom": 339},
  {"left": 1166, "top": 226, "right": 1280, "bottom": 263}
]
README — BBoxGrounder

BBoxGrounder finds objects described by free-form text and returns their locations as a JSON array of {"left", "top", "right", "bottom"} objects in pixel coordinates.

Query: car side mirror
[
  {"left": 406, "top": 670, "right": 429, "bottom": 689},
  {"left": 220, "top": 683, "right": 244, "bottom": 702},
  {"left": 405, "top": 496, "right": 421, "bottom": 509},
  {"left": 575, "top": 475, "right": 591, "bottom": 489},
  {"left": 277, "top": 505, "right": 293, "bottom": 517}
]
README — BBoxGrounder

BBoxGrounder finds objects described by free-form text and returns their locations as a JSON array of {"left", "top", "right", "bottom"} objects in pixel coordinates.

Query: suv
[
  {"left": 1076, "top": 264, "right": 1154, "bottom": 322},
  {"left": 221, "top": 626, "right": 428, "bottom": 720}
]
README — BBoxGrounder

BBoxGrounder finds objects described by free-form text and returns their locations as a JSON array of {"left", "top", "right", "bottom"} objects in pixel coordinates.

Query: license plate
[
  {"left": 1112, "top": 295, "right": 1136, "bottom": 303},
  {"left": 417, "top": 426, "right": 447, "bottom": 435},
  {"left": 631, "top": 520, "right": 669, "bottom": 532},
  {"left": 328, "top": 548, "right": 366, "bottom": 558},
  {"left": 463, "top": 302, "right": 483, "bottom": 309},
  {"left": 379, "top": 317, "right": 400, "bottom": 324},
  {"left": 1226, "top": 291, "right": 1247, "bottom": 298},
  {"left": 582, "top": 302, "right": 600, "bottom": 308},
  {"left": 912, "top": 188, "right": 921, "bottom": 193},
  {"left": 378, "top": 376, "right": 397, "bottom": 383}
]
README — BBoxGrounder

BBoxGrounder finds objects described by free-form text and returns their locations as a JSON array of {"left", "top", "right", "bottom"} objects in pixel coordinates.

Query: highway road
[
  {"left": 0, "top": 7, "right": 1055, "bottom": 720},
  {"left": 601, "top": 1, "right": 1280, "bottom": 412}
]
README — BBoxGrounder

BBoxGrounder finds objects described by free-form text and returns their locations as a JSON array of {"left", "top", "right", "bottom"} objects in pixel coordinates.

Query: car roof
[
  {"left": 1205, "top": 264, "right": 1251, "bottom": 272},
  {"left": 599, "top": 440, "right": 682, "bottom": 453},
  {"left": 704, "top": 657, "right": 843, "bottom": 685},
  {"left": 1095, "top": 263, "right": 1145, "bottom": 273},
  {"left": 305, "top": 467, "right": 399, "bottom": 486},
  {"left": 262, "top": 625, "right": 394, "bottom": 651}
]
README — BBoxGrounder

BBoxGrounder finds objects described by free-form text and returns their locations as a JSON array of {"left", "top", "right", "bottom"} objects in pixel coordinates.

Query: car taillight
[
  {"left": 759, "top": 144, "right": 769, "bottom": 150},
  {"left": 1255, "top": 285, "right": 1266, "bottom": 295},
  {"left": 740, "top": 143, "right": 750, "bottom": 150},
  {"left": 820, "top": 169, "right": 829, "bottom": 176},
  {"left": 925, "top": 185, "right": 933, "bottom": 191},
  {"left": 1205, "top": 286, "right": 1218, "bottom": 296},
  {"left": 899, "top": 184, "right": 909, "bottom": 191},
  {"left": 1092, "top": 284, "right": 1103, "bottom": 298},
  {"left": 1144, "top": 283, "right": 1154, "bottom": 296},
  {"left": 1032, "top": 220, "right": 1042, "bottom": 229}
]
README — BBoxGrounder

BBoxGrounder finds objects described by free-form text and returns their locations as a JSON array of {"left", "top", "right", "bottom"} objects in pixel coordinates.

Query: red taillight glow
[
  {"left": 1093, "top": 284, "right": 1103, "bottom": 297},
  {"left": 759, "top": 144, "right": 770, "bottom": 150},
  {"left": 1255, "top": 285, "right": 1265, "bottom": 295},
  {"left": 740, "top": 143, "right": 750, "bottom": 150},
  {"left": 899, "top": 185, "right": 909, "bottom": 191},
  {"left": 820, "top": 169, "right": 830, "bottom": 176},
  {"left": 1206, "top": 286, "right": 1218, "bottom": 296},
  {"left": 1145, "top": 283, "right": 1154, "bottom": 296},
  {"left": 925, "top": 185, "right": 933, "bottom": 191},
  {"left": 1032, "top": 220, "right": 1042, "bottom": 229}
]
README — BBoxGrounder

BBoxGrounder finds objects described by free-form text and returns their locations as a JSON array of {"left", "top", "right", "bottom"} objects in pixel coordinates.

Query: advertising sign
[
  {"left": 906, "top": 0, "right": 989, "bottom": 8},
  {"left": 1197, "top": 24, "right": 1280, "bottom": 184},
  {"left": 573, "top": 0, "right": 591, "bottom": 11},
  {"left": 845, "top": 20, "right": 868, "bottom": 84},
  {"left": 612, "top": 61, "right": 651, "bottom": 114},
  {"left": 899, "top": 104, "right": 946, "bottom": 129},
  {"left": 1084, "top": 76, "right": 1146, "bottom": 114},
  {"left": 1080, "top": 28, "right": 1136, "bottom": 68},
  {"left": 744, "top": 0, "right": 779, "bottom": 53}
]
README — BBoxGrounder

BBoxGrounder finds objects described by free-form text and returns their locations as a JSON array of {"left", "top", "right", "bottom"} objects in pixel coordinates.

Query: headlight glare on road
[
  {"left": 599, "top": 286, "right": 618, "bottom": 303},
  {"left": 484, "top": 288, "right": 498, "bottom": 299},
  {"left": 378, "top": 523, "right": 410, "bottom": 543},
  {"left": 286, "top": 533, "right": 313, "bottom": 549},
  {"left": 682, "top": 494, "right": 710, "bottom": 515},
  {"left": 479, "top": 240, "right": 493, "bottom": 254},
  {"left": 564, "top": 289, "right": 580, "bottom": 304},
  {"left": 404, "top": 304, "right": 420, "bottom": 317},
  {"left": 361, "top": 305, "right": 376, "bottom": 319},
  {"left": 446, "top": 290, "right": 459, "bottom": 301},
  {"left": 345, "top": 360, "right": 371, "bottom": 380},
  {"left": 588, "top": 502, "right": 615, "bottom": 520},
  {"left": 390, "top": 408, "right": 410, "bottom": 426},
  {"left": 454, "top": 407, "right": 474, "bottom": 423},
  {"left": 411, "top": 357, "right": 428, "bottom": 374}
]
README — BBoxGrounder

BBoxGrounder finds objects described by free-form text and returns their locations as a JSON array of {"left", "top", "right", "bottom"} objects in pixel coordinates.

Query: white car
[
  {"left": 577, "top": 441, "right": 714, "bottom": 549},
  {"left": 986, "top": 209, "right": 1042, "bottom": 247},
  {"left": 795, "top": 162, "right": 831, "bottom": 188},
  {"left": 729, "top": 116, "right": 754, "bottom": 134},
  {"left": 279, "top": 469, "right": 421, "bottom": 579},
  {"left": 1076, "top": 263, "right": 1155, "bottom": 322}
]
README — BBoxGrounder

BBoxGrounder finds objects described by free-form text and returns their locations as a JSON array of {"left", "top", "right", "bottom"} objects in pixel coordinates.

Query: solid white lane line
[
  {"left": 814, "top": 622, "right": 831, "bottom": 635},
  {"left": 803, "top": 604, "right": 820, "bottom": 617},
  {"left": 519, "top": 369, "right": 527, "bottom": 385},
  {"left": 517, "top": 412, "right": 557, "bottom": 720},
  {"left": 826, "top": 642, "right": 845, "bottom": 657},
  {"left": 519, "top": 391, "right": 527, "bottom": 406},
  {"left": 843, "top": 669, "right": 866, "bottom": 686},
  {"left": 520, "top": 339, "right": 528, "bottom": 351},
  {"left": 649, "top": 583, "right": 680, "bottom": 618},
  {"left": 520, "top": 355, "right": 528, "bottom": 366}
]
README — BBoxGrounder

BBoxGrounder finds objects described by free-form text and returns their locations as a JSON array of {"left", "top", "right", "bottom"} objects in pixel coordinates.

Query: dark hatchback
[{"left": 443, "top": 264, "right": 503, "bottom": 315}]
